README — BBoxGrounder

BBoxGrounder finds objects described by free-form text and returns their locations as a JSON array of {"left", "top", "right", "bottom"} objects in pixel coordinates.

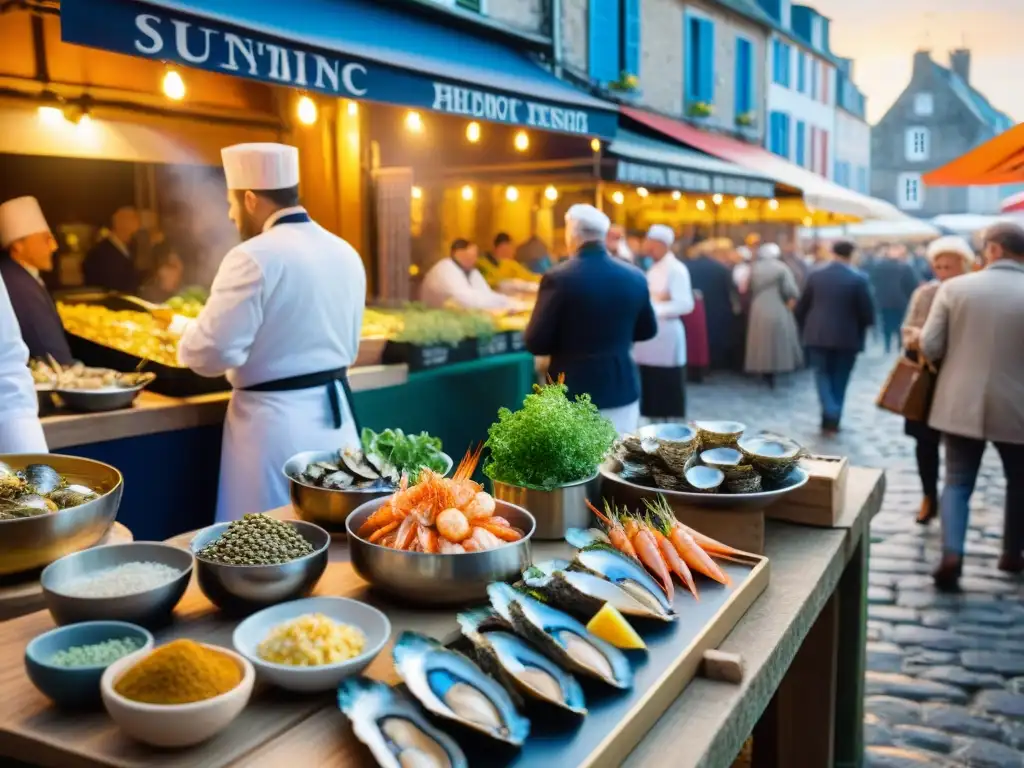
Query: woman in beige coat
[
  {"left": 900, "top": 236, "right": 975, "bottom": 526},
  {"left": 744, "top": 243, "right": 803, "bottom": 386}
]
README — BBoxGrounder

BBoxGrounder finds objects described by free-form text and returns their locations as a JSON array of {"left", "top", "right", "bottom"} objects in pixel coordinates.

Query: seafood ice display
[
  {"left": 0, "top": 461, "right": 98, "bottom": 520},
  {"left": 355, "top": 447, "right": 525, "bottom": 553},
  {"left": 611, "top": 421, "right": 804, "bottom": 495}
]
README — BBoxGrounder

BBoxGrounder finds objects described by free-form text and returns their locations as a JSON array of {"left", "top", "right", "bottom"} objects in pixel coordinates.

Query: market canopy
[
  {"left": 622, "top": 107, "right": 907, "bottom": 221},
  {"left": 1001, "top": 190, "right": 1024, "bottom": 213},
  {"left": 59, "top": 0, "right": 619, "bottom": 139},
  {"left": 607, "top": 130, "right": 777, "bottom": 199},
  {"left": 924, "top": 123, "right": 1024, "bottom": 186}
]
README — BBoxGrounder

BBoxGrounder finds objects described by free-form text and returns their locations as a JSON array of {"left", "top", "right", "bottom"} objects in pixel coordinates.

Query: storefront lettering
[
  {"left": 615, "top": 160, "right": 775, "bottom": 198},
  {"left": 432, "top": 83, "right": 590, "bottom": 134}
]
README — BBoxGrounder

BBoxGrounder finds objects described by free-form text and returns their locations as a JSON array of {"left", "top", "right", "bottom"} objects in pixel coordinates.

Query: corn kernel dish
[{"left": 256, "top": 613, "right": 366, "bottom": 667}]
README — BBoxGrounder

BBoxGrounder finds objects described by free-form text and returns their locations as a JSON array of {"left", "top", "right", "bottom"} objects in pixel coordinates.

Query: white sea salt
[{"left": 57, "top": 561, "right": 182, "bottom": 598}]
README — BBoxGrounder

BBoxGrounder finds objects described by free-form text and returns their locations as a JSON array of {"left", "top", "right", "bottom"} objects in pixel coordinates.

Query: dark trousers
[
  {"left": 915, "top": 430, "right": 941, "bottom": 502},
  {"left": 880, "top": 308, "right": 904, "bottom": 353},
  {"left": 806, "top": 347, "right": 857, "bottom": 424},
  {"left": 941, "top": 434, "right": 1024, "bottom": 557}
]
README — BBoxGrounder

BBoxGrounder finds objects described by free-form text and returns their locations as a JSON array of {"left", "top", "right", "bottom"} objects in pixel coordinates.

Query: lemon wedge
[{"left": 586, "top": 603, "right": 645, "bottom": 650}]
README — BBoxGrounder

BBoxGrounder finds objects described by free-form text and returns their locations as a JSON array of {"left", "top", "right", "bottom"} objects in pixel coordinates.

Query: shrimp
[
  {"left": 649, "top": 522, "right": 698, "bottom": 600},
  {"left": 468, "top": 526, "right": 502, "bottom": 551},
  {"left": 586, "top": 499, "right": 638, "bottom": 559},
  {"left": 474, "top": 520, "right": 523, "bottom": 542},
  {"left": 452, "top": 444, "right": 484, "bottom": 482},
  {"left": 394, "top": 515, "right": 418, "bottom": 551},
  {"left": 436, "top": 508, "right": 471, "bottom": 543},
  {"left": 357, "top": 498, "right": 401, "bottom": 537},
  {"left": 417, "top": 523, "right": 439, "bottom": 554},
  {"left": 367, "top": 520, "right": 400, "bottom": 544},
  {"left": 438, "top": 539, "right": 466, "bottom": 555},
  {"left": 463, "top": 491, "right": 496, "bottom": 522},
  {"left": 451, "top": 479, "right": 481, "bottom": 510}
]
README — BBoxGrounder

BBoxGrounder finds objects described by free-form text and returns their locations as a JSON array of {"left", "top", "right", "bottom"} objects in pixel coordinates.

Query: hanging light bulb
[
  {"left": 611, "top": 190, "right": 625, "bottom": 205},
  {"left": 297, "top": 96, "right": 318, "bottom": 126},
  {"left": 590, "top": 138, "right": 601, "bottom": 152},
  {"left": 505, "top": 186, "right": 519, "bottom": 202},
  {"left": 803, "top": 216, "right": 814, "bottom": 227},
  {"left": 735, "top": 196, "right": 749, "bottom": 209},
  {"left": 461, "top": 185, "right": 474, "bottom": 201},
  {"left": 671, "top": 191, "right": 682, "bottom": 201},
  {"left": 347, "top": 101, "right": 359, "bottom": 116},
  {"left": 712, "top": 193, "right": 724, "bottom": 205},
  {"left": 37, "top": 106, "right": 65, "bottom": 126},
  {"left": 768, "top": 198, "right": 780, "bottom": 210},
  {"left": 544, "top": 185, "right": 558, "bottom": 201},
  {"left": 466, "top": 121, "right": 481, "bottom": 143},
  {"left": 405, "top": 111, "right": 424, "bottom": 133},
  {"left": 637, "top": 187, "right": 649, "bottom": 198},
  {"left": 162, "top": 70, "right": 186, "bottom": 101},
  {"left": 411, "top": 186, "right": 423, "bottom": 200},
  {"left": 696, "top": 199, "right": 707, "bottom": 211},
  {"left": 514, "top": 130, "right": 530, "bottom": 152}
]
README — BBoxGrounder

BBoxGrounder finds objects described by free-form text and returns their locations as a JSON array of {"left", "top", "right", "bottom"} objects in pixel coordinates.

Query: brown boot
[
  {"left": 916, "top": 497, "right": 938, "bottom": 525},
  {"left": 997, "top": 553, "right": 1024, "bottom": 574},
  {"left": 932, "top": 555, "right": 962, "bottom": 592}
]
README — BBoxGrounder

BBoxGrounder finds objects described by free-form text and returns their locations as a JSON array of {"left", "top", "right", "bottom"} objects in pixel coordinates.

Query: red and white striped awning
[{"left": 1001, "top": 191, "right": 1024, "bottom": 213}]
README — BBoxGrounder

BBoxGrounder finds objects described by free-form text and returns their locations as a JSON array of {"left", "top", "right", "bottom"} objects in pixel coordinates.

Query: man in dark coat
[
  {"left": 0, "top": 196, "right": 74, "bottom": 365},
  {"left": 686, "top": 242, "right": 737, "bottom": 372},
  {"left": 795, "top": 240, "right": 875, "bottom": 433},
  {"left": 869, "top": 246, "right": 920, "bottom": 353},
  {"left": 82, "top": 206, "right": 142, "bottom": 293},
  {"left": 525, "top": 204, "right": 656, "bottom": 435}
]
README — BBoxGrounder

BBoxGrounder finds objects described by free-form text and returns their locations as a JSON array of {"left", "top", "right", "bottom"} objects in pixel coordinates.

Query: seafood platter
[
  {"left": 31, "top": 359, "right": 156, "bottom": 412},
  {"left": 601, "top": 421, "right": 810, "bottom": 510}
]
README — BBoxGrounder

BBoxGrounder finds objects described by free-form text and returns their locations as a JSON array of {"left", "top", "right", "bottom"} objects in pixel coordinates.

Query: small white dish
[
  {"left": 100, "top": 644, "right": 254, "bottom": 748},
  {"left": 232, "top": 596, "right": 391, "bottom": 693}
]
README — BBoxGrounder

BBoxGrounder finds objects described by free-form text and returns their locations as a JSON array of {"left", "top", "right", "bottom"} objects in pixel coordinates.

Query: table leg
[{"left": 833, "top": 536, "right": 867, "bottom": 768}]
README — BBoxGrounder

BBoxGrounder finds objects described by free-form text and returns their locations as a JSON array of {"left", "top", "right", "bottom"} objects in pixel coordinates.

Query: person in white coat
[
  {"left": 168, "top": 143, "right": 367, "bottom": 522},
  {"left": 633, "top": 224, "right": 695, "bottom": 421},
  {"left": 419, "top": 239, "right": 517, "bottom": 311},
  {"left": 0, "top": 277, "right": 47, "bottom": 453}
]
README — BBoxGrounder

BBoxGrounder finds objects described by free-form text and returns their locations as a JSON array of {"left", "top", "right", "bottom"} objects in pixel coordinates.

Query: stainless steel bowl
[
  {"left": 53, "top": 382, "right": 150, "bottom": 413},
  {"left": 40, "top": 542, "right": 193, "bottom": 627},
  {"left": 283, "top": 450, "right": 453, "bottom": 533},
  {"left": 189, "top": 520, "right": 331, "bottom": 615},
  {"left": 0, "top": 454, "right": 123, "bottom": 576},
  {"left": 346, "top": 498, "right": 535, "bottom": 606},
  {"left": 491, "top": 473, "right": 600, "bottom": 540}
]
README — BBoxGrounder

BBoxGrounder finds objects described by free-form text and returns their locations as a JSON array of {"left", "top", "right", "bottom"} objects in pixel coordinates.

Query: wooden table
[{"left": 0, "top": 468, "right": 885, "bottom": 768}]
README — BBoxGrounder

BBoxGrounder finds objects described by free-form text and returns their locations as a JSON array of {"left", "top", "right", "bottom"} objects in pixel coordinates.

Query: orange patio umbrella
[{"left": 924, "top": 122, "right": 1024, "bottom": 186}]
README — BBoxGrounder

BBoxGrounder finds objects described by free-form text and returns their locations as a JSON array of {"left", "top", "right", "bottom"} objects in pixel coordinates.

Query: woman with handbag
[{"left": 900, "top": 236, "right": 975, "bottom": 524}]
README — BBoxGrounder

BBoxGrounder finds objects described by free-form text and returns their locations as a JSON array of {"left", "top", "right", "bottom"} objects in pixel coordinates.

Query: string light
[
  {"left": 297, "top": 96, "right": 318, "bottom": 125},
  {"left": 803, "top": 215, "right": 814, "bottom": 227},
  {"left": 505, "top": 186, "right": 519, "bottom": 202},
  {"left": 544, "top": 185, "right": 558, "bottom": 201},
  {"left": 637, "top": 187, "right": 649, "bottom": 198},
  {"left": 696, "top": 199, "right": 707, "bottom": 211},
  {"left": 466, "top": 121, "right": 481, "bottom": 143},
  {"left": 671, "top": 191, "right": 682, "bottom": 201},
  {"left": 712, "top": 193, "right": 724, "bottom": 205},
  {"left": 411, "top": 186, "right": 423, "bottom": 200},
  {"left": 514, "top": 130, "right": 530, "bottom": 152},
  {"left": 735, "top": 196, "right": 748, "bottom": 209},
  {"left": 461, "top": 185, "right": 474, "bottom": 201},
  {"left": 347, "top": 101, "right": 358, "bottom": 116},
  {"left": 404, "top": 111, "right": 424, "bottom": 133},
  {"left": 768, "top": 198, "right": 780, "bottom": 210},
  {"left": 611, "top": 191, "right": 625, "bottom": 205},
  {"left": 590, "top": 138, "right": 601, "bottom": 152},
  {"left": 162, "top": 70, "right": 186, "bottom": 101}
]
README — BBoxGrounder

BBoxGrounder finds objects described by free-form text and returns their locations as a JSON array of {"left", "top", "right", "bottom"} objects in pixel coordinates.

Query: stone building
[
  {"left": 833, "top": 57, "right": 870, "bottom": 194},
  {"left": 871, "top": 48, "right": 1015, "bottom": 216}
]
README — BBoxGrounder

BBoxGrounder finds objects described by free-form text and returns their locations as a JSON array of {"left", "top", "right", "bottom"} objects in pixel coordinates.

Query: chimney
[
  {"left": 950, "top": 48, "right": 971, "bottom": 82},
  {"left": 913, "top": 49, "right": 932, "bottom": 78}
]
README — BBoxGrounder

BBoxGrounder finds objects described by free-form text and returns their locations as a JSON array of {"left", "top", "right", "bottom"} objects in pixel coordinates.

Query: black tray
[
  {"left": 477, "top": 333, "right": 511, "bottom": 358},
  {"left": 382, "top": 339, "right": 478, "bottom": 372}
]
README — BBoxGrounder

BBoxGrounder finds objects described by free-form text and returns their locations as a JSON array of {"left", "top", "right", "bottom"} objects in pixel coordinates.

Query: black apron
[{"left": 238, "top": 210, "right": 361, "bottom": 432}]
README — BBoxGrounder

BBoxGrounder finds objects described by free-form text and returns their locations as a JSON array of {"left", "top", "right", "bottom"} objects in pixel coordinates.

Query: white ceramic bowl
[
  {"left": 231, "top": 596, "right": 391, "bottom": 693},
  {"left": 100, "top": 644, "right": 254, "bottom": 748}
]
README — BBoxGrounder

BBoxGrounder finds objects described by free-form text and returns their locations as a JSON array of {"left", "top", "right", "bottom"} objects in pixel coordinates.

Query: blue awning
[{"left": 59, "top": 0, "right": 618, "bottom": 138}]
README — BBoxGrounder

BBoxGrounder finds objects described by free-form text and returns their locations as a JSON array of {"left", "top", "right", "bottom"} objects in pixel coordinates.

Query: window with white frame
[
  {"left": 914, "top": 93, "right": 934, "bottom": 116},
  {"left": 897, "top": 172, "right": 924, "bottom": 210},
  {"left": 905, "top": 127, "right": 930, "bottom": 161}
]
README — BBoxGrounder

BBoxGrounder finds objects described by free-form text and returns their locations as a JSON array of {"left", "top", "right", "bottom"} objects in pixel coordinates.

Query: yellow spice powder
[{"left": 114, "top": 638, "right": 242, "bottom": 705}]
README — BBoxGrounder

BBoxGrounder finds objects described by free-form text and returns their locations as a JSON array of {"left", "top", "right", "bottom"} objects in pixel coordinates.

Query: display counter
[{"left": 42, "top": 353, "right": 536, "bottom": 542}]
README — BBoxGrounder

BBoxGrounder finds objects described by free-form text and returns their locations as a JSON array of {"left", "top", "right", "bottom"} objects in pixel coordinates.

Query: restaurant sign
[
  {"left": 59, "top": 0, "right": 616, "bottom": 139},
  {"left": 614, "top": 160, "right": 776, "bottom": 199}
]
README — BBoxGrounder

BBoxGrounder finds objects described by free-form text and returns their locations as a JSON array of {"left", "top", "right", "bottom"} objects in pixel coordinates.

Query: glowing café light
[
  {"left": 162, "top": 70, "right": 186, "bottom": 101},
  {"left": 297, "top": 96, "right": 318, "bottom": 126},
  {"left": 544, "top": 185, "right": 559, "bottom": 202},
  {"left": 611, "top": 190, "right": 625, "bottom": 205},
  {"left": 514, "top": 130, "right": 530, "bottom": 152},
  {"left": 768, "top": 198, "right": 780, "bottom": 210},
  {"left": 590, "top": 138, "right": 601, "bottom": 152},
  {"left": 637, "top": 187, "right": 649, "bottom": 198},
  {"left": 803, "top": 216, "right": 814, "bottom": 227},
  {"left": 405, "top": 111, "right": 424, "bottom": 133},
  {"left": 735, "top": 196, "right": 749, "bottom": 209},
  {"left": 696, "top": 199, "right": 707, "bottom": 211},
  {"left": 37, "top": 106, "right": 65, "bottom": 126},
  {"left": 671, "top": 190, "right": 682, "bottom": 201},
  {"left": 505, "top": 186, "right": 519, "bottom": 202},
  {"left": 411, "top": 186, "right": 423, "bottom": 200},
  {"left": 461, "top": 185, "right": 475, "bottom": 202},
  {"left": 712, "top": 193, "right": 724, "bottom": 205},
  {"left": 466, "top": 121, "right": 481, "bottom": 143},
  {"left": 347, "top": 101, "right": 358, "bottom": 116},
  {"left": 75, "top": 112, "right": 93, "bottom": 131}
]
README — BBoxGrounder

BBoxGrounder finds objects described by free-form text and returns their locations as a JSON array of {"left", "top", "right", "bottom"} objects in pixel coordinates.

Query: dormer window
[{"left": 914, "top": 93, "right": 934, "bottom": 116}]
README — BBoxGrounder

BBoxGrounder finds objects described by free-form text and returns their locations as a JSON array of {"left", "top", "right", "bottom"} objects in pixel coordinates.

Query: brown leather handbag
[{"left": 876, "top": 354, "right": 936, "bottom": 422}]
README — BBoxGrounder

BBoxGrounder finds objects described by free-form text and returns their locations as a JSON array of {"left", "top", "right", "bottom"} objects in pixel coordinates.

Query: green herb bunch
[
  {"left": 484, "top": 379, "right": 616, "bottom": 490},
  {"left": 361, "top": 427, "right": 447, "bottom": 483}
]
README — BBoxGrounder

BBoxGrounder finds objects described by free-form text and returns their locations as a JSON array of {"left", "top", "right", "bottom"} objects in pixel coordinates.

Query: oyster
[
  {"left": 524, "top": 559, "right": 674, "bottom": 623},
  {"left": 565, "top": 536, "right": 674, "bottom": 617},
  {"left": 684, "top": 465, "right": 724, "bottom": 492},
  {"left": 47, "top": 489, "right": 94, "bottom": 509},
  {"left": 14, "top": 493, "right": 57, "bottom": 513},
  {"left": 321, "top": 470, "right": 355, "bottom": 490},
  {"left": 700, "top": 447, "right": 743, "bottom": 469},
  {"left": 487, "top": 582, "right": 633, "bottom": 690},
  {"left": 338, "top": 677, "right": 467, "bottom": 768},
  {"left": 23, "top": 464, "right": 63, "bottom": 495},
  {"left": 694, "top": 420, "right": 746, "bottom": 449},
  {"left": 458, "top": 609, "right": 587, "bottom": 716},
  {"left": 738, "top": 436, "right": 803, "bottom": 483},
  {"left": 722, "top": 465, "right": 763, "bottom": 494},
  {"left": 392, "top": 631, "right": 530, "bottom": 746},
  {"left": 340, "top": 448, "right": 381, "bottom": 481}
]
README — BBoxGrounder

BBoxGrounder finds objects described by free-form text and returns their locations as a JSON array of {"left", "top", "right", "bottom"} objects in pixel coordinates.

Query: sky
[{"left": 809, "top": 0, "right": 1023, "bottom": 125}]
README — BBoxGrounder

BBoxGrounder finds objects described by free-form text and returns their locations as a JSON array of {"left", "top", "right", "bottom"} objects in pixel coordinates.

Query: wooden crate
[{"left": 765, "top": 455, "right": 849, "bottom": 527}]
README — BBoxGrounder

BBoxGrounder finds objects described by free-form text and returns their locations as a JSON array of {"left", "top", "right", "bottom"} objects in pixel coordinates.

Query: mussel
[
  {"left": 392, "top": 631, "right": 530, "bottom": 746},
  {"left": 565, "top": 533, "right": 674, "bottom": 618},
  {"left": 524, "top": 559, "right": 675, "bottom": 623},
  {"left": 340, "top": 448, "right": 381, "bottom": 482},
  {"left": 338, "top": 678, "right": 467, "bottom": 768},
  {"left": 23, "top": 464, "right": 63, "bottom": 495},
  {"left": 321, "top": 470, "right": 355, "bottom": 490},
  {"left": 47, "top": 489, "right": 94, "bottom": 509},
  {"left": 487, "top": 583, "right": 633, "bottom": 690},
  {"left": 458, "top": 609, "right": 587, "bottom": 716}
]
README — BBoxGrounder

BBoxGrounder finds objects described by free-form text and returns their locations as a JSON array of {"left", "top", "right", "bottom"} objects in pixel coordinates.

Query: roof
[
  {"left": 708, "top": 0, "right": 843, "bottom": 66},
  {"left": 933, "top": 63, "right": 1015, "bottom": 134}
]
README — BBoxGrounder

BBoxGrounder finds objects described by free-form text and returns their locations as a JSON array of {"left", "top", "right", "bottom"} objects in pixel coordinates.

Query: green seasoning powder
[{"left": 49, "top": 637, "right": 143, "bottom": 668}]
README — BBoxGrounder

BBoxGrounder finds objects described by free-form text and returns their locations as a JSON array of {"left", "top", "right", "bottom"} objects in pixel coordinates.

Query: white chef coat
[
  {"left": 176, "top": 207, "right": 366, "bottom": 522},
  {"left": 0, "top": 278, "right": 47, "bottom": 453},
  {"left": 419, "top": 258, "right": 514, "bottom": 311},
  {"left": 633, "top": 254, "right": 695, "bottom": 368}
]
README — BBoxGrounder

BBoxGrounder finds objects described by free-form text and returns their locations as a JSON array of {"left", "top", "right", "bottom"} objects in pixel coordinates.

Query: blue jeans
[
  {"left": 880, "top": 308, "right": 904, "bottom": 353},
  {"left": 941, "top": 434, "right": 1024, "bottom": 557},
  {"left": 806, "top": 348, "right": 857, "bottom": 423}
]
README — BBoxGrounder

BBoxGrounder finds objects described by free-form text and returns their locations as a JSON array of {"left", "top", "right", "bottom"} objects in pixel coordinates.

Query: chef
[
  {"left": 166, "top": 143, "right": 366, "bottom": 522},
  {"left": 633, "top": 224, "right": 695, "bottom": 422},
  {"left": 419, "top": 239, "right": 518, "bottom": 311},
  {"left": 0, "top": 278, "right": 47, "bottom": 452},
  {"left": 0, "top": 196, "right": 74, "bottom": 365}
]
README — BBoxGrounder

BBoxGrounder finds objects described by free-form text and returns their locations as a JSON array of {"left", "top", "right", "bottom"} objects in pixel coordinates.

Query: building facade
[
  {"left": 871, "top": 49, "right": 1014, "bottom": 216},
  {"left": 833, "top": 58, "right": 870, "bottom": 194}
]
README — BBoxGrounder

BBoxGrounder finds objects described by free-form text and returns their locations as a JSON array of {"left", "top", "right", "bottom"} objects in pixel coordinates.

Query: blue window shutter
[
  {"left": 699, "top": 19, "right": 715, "bottom": 103},
  {"left": 623, "top": 0, "right": 640, "bottom": 76},
  {"left": 589, "top": 0, "right": 621, "bottom": 84},
  {"left": 684, "top": 15, "right": 696, "bottom": 102},
  {"left": 795, "top": 121, "right": 806, "bottom": 166},
  {"left": 782, "top": 114, "right": 791, "bottom": 159},
  {"left": 735, "top": 38, "right": 752, "bottom": 115},
  {"left": 797, "top": 51, "right": 806, "bottom": 92},
  {"left": 810, "top": 59, "right": 819, "bottom": 100}
]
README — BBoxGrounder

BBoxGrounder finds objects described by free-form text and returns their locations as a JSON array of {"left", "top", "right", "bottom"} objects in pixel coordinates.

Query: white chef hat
[
  {"left": 926, "top": 235, "right": 975, "bottom": 267},
  {"left": 0, "top": 196, "right": 50, "bottom": 248},
  {"left": 565, "top": 204, "right": 610, "bottom": 243},
  {"left": 221, "top": 143, "right": 300, "bottom": 190},
  {"left": 758, "top": 243, "right": 781, "bottom": 260},
  {"left": 645, "top": 224, "right": 676, "bottom": 247}
]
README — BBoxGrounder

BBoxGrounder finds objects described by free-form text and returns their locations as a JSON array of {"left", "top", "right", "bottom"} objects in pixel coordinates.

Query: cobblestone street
[{"left": 687, "top": 342, "right": 1024, "bottom": 768}]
